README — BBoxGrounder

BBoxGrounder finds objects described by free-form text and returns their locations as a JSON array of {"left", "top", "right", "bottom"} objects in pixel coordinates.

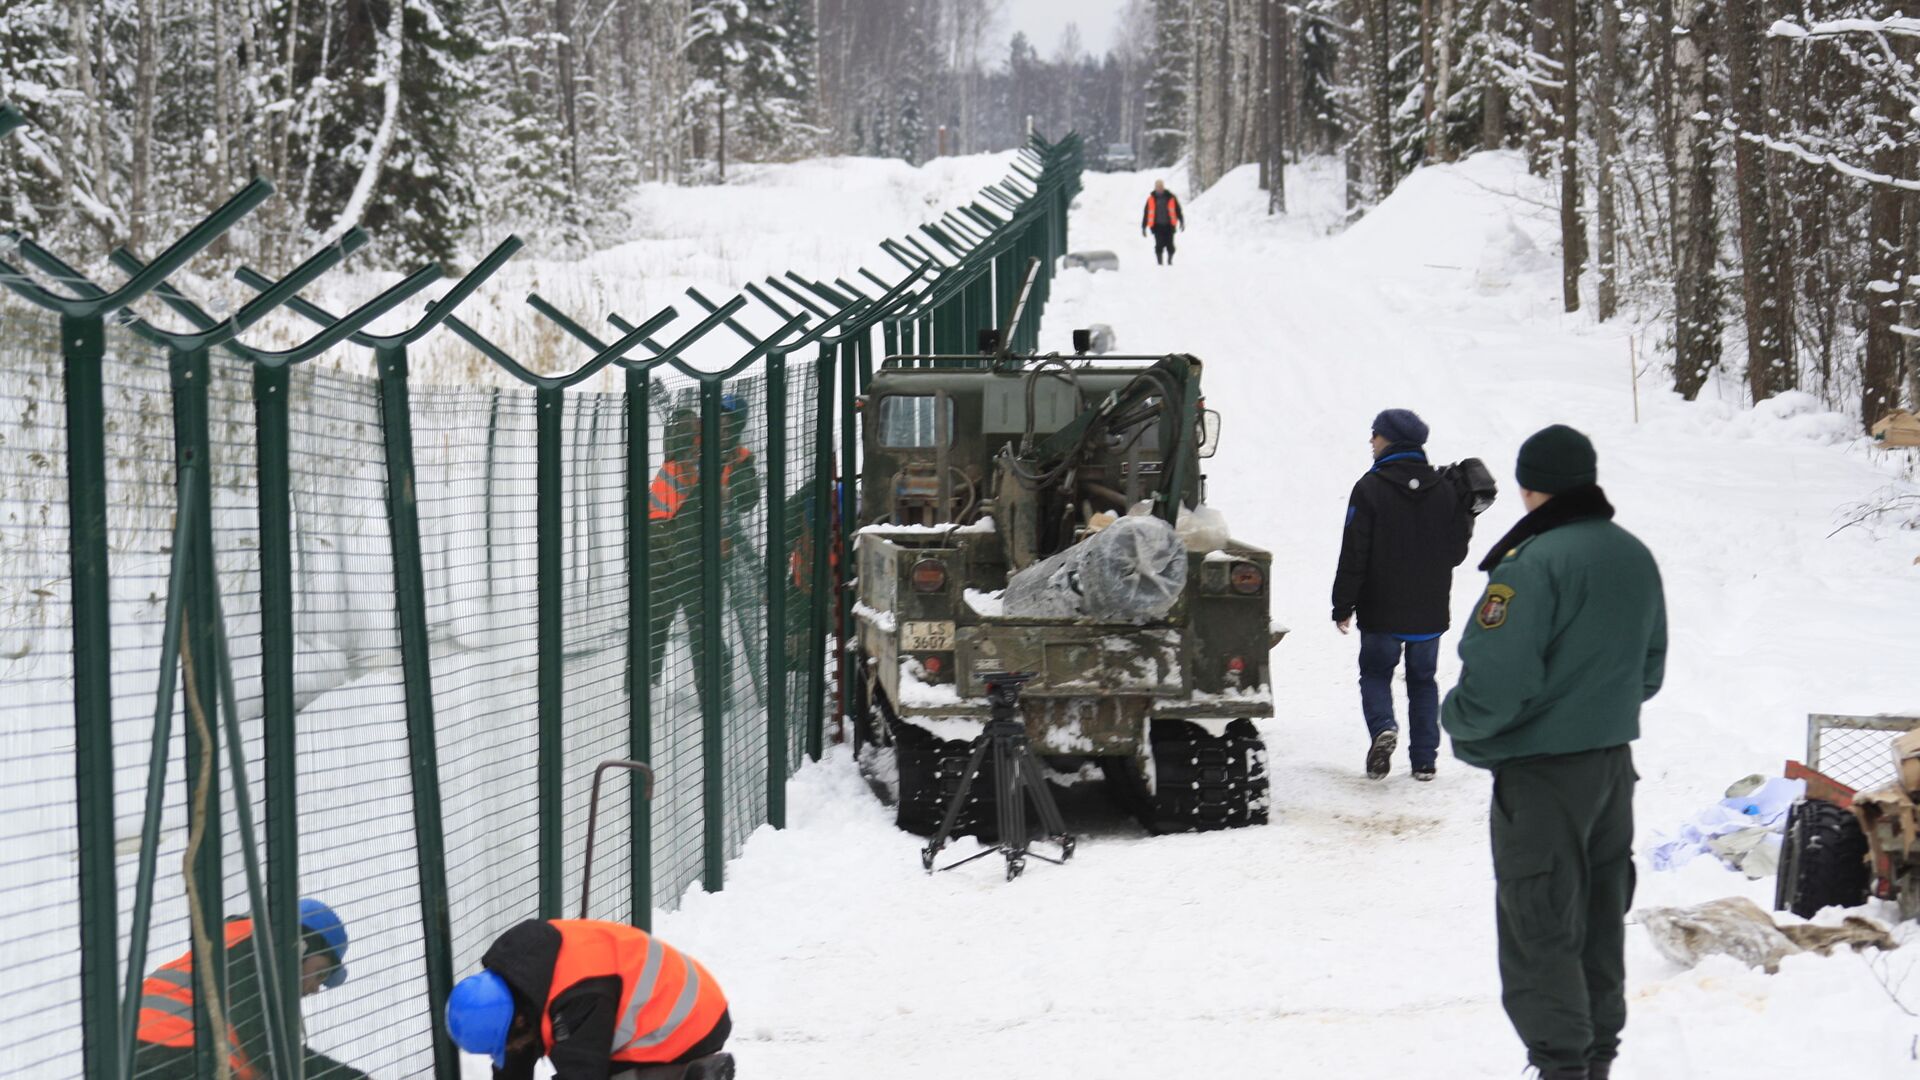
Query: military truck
[{"left": 847, "top": 335, "right": 1280, "bottom": 837}]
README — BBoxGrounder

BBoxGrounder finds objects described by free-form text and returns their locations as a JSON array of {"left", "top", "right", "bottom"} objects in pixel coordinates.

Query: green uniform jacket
[{"left": 1441, "top": 486, "right": 1666, "bottom": 769}]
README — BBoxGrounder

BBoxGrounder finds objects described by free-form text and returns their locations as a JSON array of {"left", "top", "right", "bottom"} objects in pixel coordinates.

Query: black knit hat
[
  {"left": 1372, "top": 408, "right": 1429, "bottom": 446},
  {"left": 1515, "top": 424, "right": 1597, "bottom": 494}
]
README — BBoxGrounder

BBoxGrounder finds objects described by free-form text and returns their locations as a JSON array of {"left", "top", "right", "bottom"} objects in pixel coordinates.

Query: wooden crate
[{"left": 1871, "top": 409, "right": 1920, "bottom": 448}]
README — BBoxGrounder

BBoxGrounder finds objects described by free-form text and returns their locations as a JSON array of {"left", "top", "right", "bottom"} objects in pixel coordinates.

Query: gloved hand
[
  {"left": 1179, "top": 223, "right": 1186, "bottom": 232},
  {"left": 1140, "top": 228, "right": 1147, "bottom": 238}
]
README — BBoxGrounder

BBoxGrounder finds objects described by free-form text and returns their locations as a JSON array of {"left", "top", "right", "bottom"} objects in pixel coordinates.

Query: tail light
[
  {"left": 1226, "top": 656, "right": 1246, "bottom": 675},
  {"left": 1229, "top": 561, "right": 1264, "bottom": 595},
  {"left": 910, "top": 558, "right": 948, "bottom": 593},
  {"left": 923, "top": 655, "right": 945, "bottom": 676}
]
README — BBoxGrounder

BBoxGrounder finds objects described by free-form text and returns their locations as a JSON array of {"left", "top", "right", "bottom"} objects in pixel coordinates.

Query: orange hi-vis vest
[
  {"left": 1144, "top": 192, "right": 1182, "bottom": 229},
  {"left": 543, "top": 920, "right": 728, "bottom": 1065},
  {"left": 649, "top": 446, "right": 752, "bottom": 521},
  {"left": 136, "top": 920, "right": 261, "bottom": 1080}
]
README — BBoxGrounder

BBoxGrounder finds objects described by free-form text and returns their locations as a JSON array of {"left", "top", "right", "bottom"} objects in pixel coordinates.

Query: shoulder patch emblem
[{"left": 1477, "top": 584, "right": 1516, "bottom": 629}]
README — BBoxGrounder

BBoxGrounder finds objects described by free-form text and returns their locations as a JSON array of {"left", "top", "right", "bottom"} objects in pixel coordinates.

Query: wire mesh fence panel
[
  {"left": 720, "top": 371, "right": 770, "bottom": 861},
  {"left": 644, "top": 373, "right": 708, "bottom": 910},
  {"left": 0, "top": 302, "right": 83, "bottom": 1078},
  {"left": 1811, "top": 715, "right": 1919, "bottom": 793},
  {"left": 416, "top": 385, "right": 543, "bottom": 971},
  {"left": 560, "top": 390, "right": 634, "bottom": 924},
  {"left": 782, "top": 360, "right": 820, "bottom": 776},
  {"left": 286, "top": 364, "right": 435, "bottom": 1076}
]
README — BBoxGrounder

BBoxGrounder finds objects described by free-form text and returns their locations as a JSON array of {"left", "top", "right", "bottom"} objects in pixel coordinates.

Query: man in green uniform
[{"left": 1441, "top": 425, "right": 1666, "bottom": 1080}]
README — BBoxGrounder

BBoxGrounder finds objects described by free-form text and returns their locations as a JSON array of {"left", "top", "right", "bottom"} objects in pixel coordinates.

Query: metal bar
[
  {"left": 537, "top": 385, "right": 566, "bottom": 915},
  {"left": 765, "top": 350, "right": 789, "bottom": 824},
  {"left": 527, "top": 292, "right": 613, "bottom": 351},
  {"left": 627, "top": 370, "right": 655, "bottom": 928},
  {"left": 373, "top": 344, "right": 461, "bottom": 1079},
  {"left": 253, "top": 361, "right": 303, "bottom": 1074},
  {"left": 935, "top": 388, "right": 951, "bottom": 524},
  {"left": 580, "top": 761, "right": 656, "bottom": 919},
  {"left": 204, "top": 513, "right": 297, "bottom": 1078},
  {"left": 835, "top": 340, "right": 858, "bottom": 739},
  {"left": 808, "top": 343, "right": 836, "bottom": 762},
  {"left": 168, "top": 345, "right": 225, "bottom": 1080},
  {"left": 116, "top": 454, "right": 197, "bottom": 1080},
  {"left": 699, "top": 381, "right": 727, "bottom": 890},
  {"left": 60, "top": 310, "right": 119, "bottom": 1080},
  {"left": 745, "top": 282, "right": 798, "bottom": 321}
]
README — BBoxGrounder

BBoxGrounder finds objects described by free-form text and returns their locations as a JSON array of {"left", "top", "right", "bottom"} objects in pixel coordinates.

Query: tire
[{"left": 1776, "top": 799, "right": 1871, "bottom": 920}]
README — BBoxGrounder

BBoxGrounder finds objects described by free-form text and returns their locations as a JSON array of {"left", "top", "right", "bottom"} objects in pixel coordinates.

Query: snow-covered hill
[{"left": 605, "top": 152, "right": 1920, "bottom": 1080}]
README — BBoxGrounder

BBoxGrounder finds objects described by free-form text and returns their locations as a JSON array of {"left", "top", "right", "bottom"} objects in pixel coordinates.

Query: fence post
[
  {"left": 835, "top": 341, "right": 859, "bottom": 736},
  {"left": 698, "top": 381, "right": 727, "bottom": 890},
  {"left": 626, "top": 370, "right": 654, "bottom": 928},
  {"left": 61, "top": 311, "right": 119, "bottom": 1080},
  {"left": 536, "top": 386, "right": 566, "bottom": 917},
  {"left": 253, "top": 362, "right": 304, "bottom": 1073},
  {"left": 764, "top": 351, "right": 789, "bottom": 826},
  {"left": 374, "top": 344, "right": 461, "bottom": 1080},
  {"left": 166, "top": 344, "right": 229, "bottom": 1080},
  {"left": 806, "top": 344, "right": 835, "bottom": 761}
]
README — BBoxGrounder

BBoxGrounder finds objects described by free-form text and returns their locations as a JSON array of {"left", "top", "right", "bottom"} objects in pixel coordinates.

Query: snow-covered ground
[{"left": 612, "top": 153, "right": 1920, "bottom": 1080}]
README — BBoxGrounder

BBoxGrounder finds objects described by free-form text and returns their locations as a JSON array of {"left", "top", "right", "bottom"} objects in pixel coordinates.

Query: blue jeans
[{"left": 1359, "top": 632, "right": 1441, "bottom": 768}]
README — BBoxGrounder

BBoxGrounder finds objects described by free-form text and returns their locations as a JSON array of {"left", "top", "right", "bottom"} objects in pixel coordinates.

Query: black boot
[{"left": 1588, "top": 1061, "right": 1612, "bottom": 1080}]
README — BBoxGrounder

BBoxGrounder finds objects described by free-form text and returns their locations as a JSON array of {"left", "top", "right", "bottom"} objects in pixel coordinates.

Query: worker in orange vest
[
  {"left": 1141, "top": 179, "right": 1186, "bottom": 266},
  {"left": 446, "top": 918, "right": 733, "bottom": 1080},
  {"left": 647, "top": 399, "right": 760, "bottom": 717},
  {"left": 132, "top": 898, "right": 371, "bottom": 1080},
  {"left": 783, "top": 485, "right": 839, "bottom": 676}
]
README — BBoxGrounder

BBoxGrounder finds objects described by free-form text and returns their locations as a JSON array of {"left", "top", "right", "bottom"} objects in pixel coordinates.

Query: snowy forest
[
  {"left": 6, "top": 0, "right": 1920, "bottom": 427},
  {"left": 0, "top": 0, "right": 1150, "bottom": 262}
]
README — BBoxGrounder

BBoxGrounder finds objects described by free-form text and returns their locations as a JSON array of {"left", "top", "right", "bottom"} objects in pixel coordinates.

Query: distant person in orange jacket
[
  {"left": 1142, "top": 180, "right": 1185, "bottom": 265},
  {"left": 447, "top": 918, "right": 734, "bottom": 1080}
]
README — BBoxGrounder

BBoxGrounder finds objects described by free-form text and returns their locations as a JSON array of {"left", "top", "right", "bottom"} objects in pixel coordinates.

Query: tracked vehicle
[{"left": 849, "top": 327, "right": 1282, "bottom": 837}]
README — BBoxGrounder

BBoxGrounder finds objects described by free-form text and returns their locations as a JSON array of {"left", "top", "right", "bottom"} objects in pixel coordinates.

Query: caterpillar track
[{"left": 868, "top": 688, "right": 1269, "bottom": 839}]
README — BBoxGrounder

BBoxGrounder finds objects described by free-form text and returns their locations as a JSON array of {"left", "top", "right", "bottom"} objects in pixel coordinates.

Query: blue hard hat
[
  {"left": 720, "top": 392, "right": 744, "bottom": 414},
  {"left": 447, "top": 970, "right": 516, "bottom": 1070},
  {"left": 297, "top": 898, "right": 349, "bottom": 990}
]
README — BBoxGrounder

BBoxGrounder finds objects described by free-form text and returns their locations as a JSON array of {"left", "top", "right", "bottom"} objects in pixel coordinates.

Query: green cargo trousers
[{"left": 1491, "top": 744, "right": 1637, "bottom": 1073}]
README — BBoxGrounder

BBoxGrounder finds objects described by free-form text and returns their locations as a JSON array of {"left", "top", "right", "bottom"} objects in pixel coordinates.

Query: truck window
[{"left": 877, "top": 395, "right": 956, "bottom": 448}]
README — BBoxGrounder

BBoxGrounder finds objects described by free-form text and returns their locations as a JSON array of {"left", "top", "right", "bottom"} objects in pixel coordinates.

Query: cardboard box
[
  {"left": 1871, "top": 409, "right": 1920, "bottom": 448},
  {"left": 1894, "top": 726, "right": 1920, "bottom": 795}
]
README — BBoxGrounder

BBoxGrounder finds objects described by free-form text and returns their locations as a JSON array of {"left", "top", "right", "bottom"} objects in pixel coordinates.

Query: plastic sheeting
[{"left": 1003, "top": 515, "right": 1187, "bottom": 622}]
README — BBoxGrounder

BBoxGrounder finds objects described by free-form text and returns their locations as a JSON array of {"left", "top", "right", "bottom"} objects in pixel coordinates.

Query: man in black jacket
[{"left": 1332, "top": 408, "right": 1474, "bottom": 781}]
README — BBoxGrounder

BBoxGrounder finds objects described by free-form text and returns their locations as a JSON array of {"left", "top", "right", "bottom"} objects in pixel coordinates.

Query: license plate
[{"left": 902, "top": 620, "right": 956, "bottom": 652}]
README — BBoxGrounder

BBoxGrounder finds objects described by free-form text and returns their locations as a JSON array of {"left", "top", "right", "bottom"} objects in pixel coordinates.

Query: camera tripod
[{"left": 920, "top": 673, "right": 1077, "bottom": 881}]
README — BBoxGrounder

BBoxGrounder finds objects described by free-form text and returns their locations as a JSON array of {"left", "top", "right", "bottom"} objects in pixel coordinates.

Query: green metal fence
[{"left": 0, "top": 117, "right": 1081, "bottom": 1080}]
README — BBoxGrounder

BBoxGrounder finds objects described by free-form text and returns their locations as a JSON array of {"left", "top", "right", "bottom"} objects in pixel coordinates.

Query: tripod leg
[
  {"left": 1016, "top": 749, "right": 1072, "bottom": 840},
  {"left": 923, "top": 736, "right": 992, "bottom": 871},
  {"left": 997, "top": 735, "right": 1029, "bottom": 880}
]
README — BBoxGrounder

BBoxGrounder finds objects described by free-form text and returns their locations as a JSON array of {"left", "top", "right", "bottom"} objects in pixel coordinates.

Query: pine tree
[
  {"left": 686, "top": 0, "right": 806, "bottom": 177},
  {"left": 298, "top": 0, "right": 480, "bottom": 264},
  {"left": 1142, "top": 0, "right": 1189, "bottom": 167}
]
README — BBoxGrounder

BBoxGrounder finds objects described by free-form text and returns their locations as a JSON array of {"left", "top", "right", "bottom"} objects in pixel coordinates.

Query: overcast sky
[{"left": 997, "top": 0, "right": 1128, "bottom": 59}]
